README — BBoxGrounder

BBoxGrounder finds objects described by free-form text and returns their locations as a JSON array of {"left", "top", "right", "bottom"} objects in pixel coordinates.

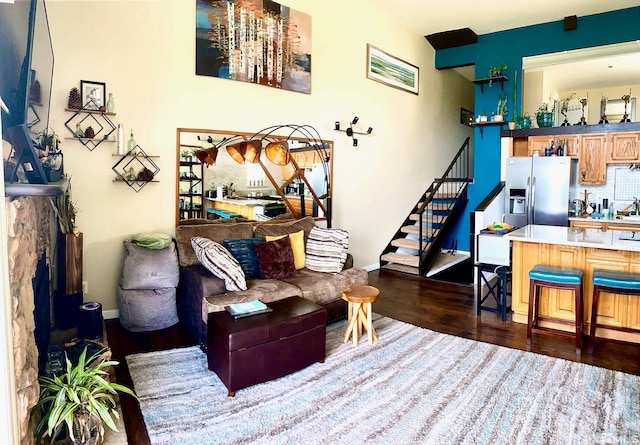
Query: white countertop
[{"left": 505, "top": 224, "right": 640, "bottom": 252}]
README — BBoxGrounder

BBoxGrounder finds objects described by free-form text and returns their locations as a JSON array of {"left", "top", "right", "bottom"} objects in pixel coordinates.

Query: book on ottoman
[{"left": 225, "top": 300, "right": 272, "bottom": 319}]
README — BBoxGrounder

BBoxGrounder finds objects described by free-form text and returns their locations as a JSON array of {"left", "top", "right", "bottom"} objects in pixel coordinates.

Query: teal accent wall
[{"left": 434, "top": 7, "right": 640, "bottom": 252}]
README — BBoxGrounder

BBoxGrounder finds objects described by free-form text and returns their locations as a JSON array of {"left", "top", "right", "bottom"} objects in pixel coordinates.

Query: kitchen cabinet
[
  {"left": 628, "top": 253, "right": 640, "bottom": 331},
  {"left": 527, "top": 136, "right": 551, "bottom": 156},
  {"left": 525, "top": 134, "right": 579, "bottom": 157},
  {"left": 578, "top": 133, "right": 607, "bottom": 184},
  {"left": 570, "top": 219, "right": 605, "bottom": 230},
  {"left": 284, "top": 194, "right": 314, "bottom": 218},
  {"left": 281, "top": 151, "right": 321, "bottom": 179},
  {"left": 609, "top": 132, "right": 640, "bottom": 163},
  {"left": 569, "top": 220, "right": 640, "bottom": 231}
]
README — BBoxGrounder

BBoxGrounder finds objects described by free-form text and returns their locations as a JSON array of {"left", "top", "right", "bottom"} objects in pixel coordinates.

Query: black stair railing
[{"left": 415, "top": 137, "right": 471, "bottom": 274}]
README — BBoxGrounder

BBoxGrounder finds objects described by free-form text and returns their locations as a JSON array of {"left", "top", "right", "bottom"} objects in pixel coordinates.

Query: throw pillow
[
  {"left": 266, "top": 230, "right": 305, "bottom": 270},
  {"left": 305, "top": 226, "right": 349, "bottom": 273},
  {"left": 222, "top": 237, "right": 265, "bottom": 279},
  {"left": 131, "top": 232, "right": 173, "bottom": 250},
  {"left": 191, "top": 237, "right": 247, "bottom": 291},
  {"left": 253, "top": 236, "right": 297, "bottom": 279},
  {"left": 254, "top": 216, "right": 316, "bottom": 242}
]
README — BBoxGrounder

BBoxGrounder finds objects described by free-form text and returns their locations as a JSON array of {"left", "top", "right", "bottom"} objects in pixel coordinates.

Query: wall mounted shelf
[
  {"left": 112, "top": 146, "right": 160, "bottom": 193},
  {"left": 469, "top": 120, "right": 505, "bottom": 138},
  {"left": 473, "top": 75, "right": 508, "bottom": 93},
  {"left": 64, "top": 107, "right": 117, "bottom": 151}
]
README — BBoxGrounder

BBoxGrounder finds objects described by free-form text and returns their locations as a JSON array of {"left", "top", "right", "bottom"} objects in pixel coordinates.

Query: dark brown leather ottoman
[{"left": 207, "top": 296, "right": 327, "bottom": 396}]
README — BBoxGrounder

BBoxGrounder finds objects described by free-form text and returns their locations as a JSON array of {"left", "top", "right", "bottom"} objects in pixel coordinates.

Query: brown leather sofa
[{"left": 174, "top": 217, "right": 369, "bottom": 348}]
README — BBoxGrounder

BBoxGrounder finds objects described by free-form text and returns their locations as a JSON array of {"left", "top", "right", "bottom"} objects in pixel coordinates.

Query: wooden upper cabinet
[
  {"left": 564, "top": 135, "right": 580, "bottom": 157},
  {"left": 527, "top": 136, "right": 552, "bottom": 156},
  {"left": 609, "top": 132, "right": 640, "bottom": 163},
  {"left": 526, "top": 134, "right": 579, "bottom": 157},
  {"left": 578, "top": 133, "right": 607, "bottom": 185}
]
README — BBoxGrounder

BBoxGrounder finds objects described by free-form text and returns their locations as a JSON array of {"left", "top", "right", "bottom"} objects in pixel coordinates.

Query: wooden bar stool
[
  {"left": 589, "top": 269, "right": 640, "bottom": 354},
  {"left": 341, "top": 285, "right": 379, "bottom": 346},
  {"left": 527, "top": 265, "right": 584, "bottom": 355}
]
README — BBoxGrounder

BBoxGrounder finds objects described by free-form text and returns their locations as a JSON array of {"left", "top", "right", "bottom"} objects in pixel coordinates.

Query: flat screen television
[{"left": 0, "top": 0, "right": 54, "bottom": 184}]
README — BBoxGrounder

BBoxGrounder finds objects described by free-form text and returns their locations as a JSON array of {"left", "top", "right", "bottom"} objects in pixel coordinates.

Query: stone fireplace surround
[{"left": 6, "top": 195, "right": 53, "bottom": 445}]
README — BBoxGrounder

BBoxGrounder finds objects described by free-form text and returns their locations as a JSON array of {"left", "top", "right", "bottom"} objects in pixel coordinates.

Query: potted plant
[
  {"left": 36, "top": 128, "right": 64, "bottom": 181},
  {"left": 519, "top": 112, "right": 532, "bottom": 129},
  {"left": 495, "top": 93, "right": 508, "bottom": 122},
  {"left": 35, "top": 128, "right": 61, "bottom": 153},
  {"left": 536, "top": 103, "right": 555, "bottom": 128},
  {"left": 52, "top": 185, "right": 79, "bottom": 235},
  {"left": 488, "top": 62, "right": 507, "bottom": 78},
  {"left": 34, "top": 346, "right": 137, "bottom": 445},
  {"left": 509, "top": 70, "right": 518, "bottom": 130}
]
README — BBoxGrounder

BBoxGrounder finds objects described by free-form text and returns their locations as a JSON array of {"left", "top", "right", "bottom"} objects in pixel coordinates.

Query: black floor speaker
[{"left": 78, "top": 302, "right": 103, "bottom": 340}]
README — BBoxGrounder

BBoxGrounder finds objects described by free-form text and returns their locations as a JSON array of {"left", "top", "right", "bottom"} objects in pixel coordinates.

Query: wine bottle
[{"left": 127, "top": 130, "right": 137, "bottom": 155}]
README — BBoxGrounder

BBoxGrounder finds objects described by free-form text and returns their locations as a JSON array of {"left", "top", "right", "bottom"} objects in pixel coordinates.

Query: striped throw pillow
[
  {"left": 191, "top": 237, "right": 247, "bottom": 291},
  {"left": 305, "top": 226, "right": 348, "bottom": 273}
]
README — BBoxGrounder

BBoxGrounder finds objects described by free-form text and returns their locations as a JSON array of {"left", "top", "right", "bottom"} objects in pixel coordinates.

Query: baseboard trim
[
  {"left": 364, "top": 263, "right": 380, "bottom": 271},
  {"left": 103, "top": 309, "right": 119, "bottom": 320}
]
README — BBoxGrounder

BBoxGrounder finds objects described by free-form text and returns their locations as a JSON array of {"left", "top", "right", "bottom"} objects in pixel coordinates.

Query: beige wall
[{"left": 46, "top": 0, "right": 473, "bottom": 313}]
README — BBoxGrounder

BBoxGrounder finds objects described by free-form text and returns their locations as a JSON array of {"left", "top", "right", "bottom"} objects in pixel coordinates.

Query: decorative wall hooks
[{"left": 334, "top": 117, "right": 373, "bottom": 147}]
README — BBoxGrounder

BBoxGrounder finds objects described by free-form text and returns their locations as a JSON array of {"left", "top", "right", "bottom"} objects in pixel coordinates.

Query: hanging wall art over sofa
[{"left": 195, "top": 0, "right": 311, "bottom": 94}]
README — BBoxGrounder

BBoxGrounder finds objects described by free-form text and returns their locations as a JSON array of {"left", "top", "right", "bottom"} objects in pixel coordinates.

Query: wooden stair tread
[
  {"left": 409, "top": 213, "right": 445, "bottom": 223},
  {"left": 380, "top": 263, "right": 419, "bottom": 275},
  {"left": 380, "top": 252, "right": 420, "bottom": 267},
  {"left": 391, "top": 238, "right": 422, "bottom": 249},
  {"left": 401, "top": 226, "right": 436, "bottom": 236}
]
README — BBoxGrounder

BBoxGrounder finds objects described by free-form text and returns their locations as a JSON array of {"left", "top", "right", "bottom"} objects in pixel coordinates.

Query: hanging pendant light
[
  {"left": 265, "top": 140, "right": 291, "bottom": 166},
  {"left": 194, "top": 147, "right": 218, "bottom": 166},
  {"left": 226, "top": 140, "right": 262, "bottom": 164},
  {"left": 226, "top": 141, "right": 246, "bottom": 164},
  {"left": 242, "top": 140, "right": 262, "bottom": 164}
]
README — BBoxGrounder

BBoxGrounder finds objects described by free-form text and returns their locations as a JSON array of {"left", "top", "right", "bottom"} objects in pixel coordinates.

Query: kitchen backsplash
[{"left": 578, "top": 164, "right": 640, "bottom": 211}]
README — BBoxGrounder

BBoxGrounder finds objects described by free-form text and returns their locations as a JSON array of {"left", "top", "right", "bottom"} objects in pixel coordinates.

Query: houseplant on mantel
[
  {"left": 34, "top": 346, "right": 137, "bottom": 445},
  {"left": 536, "top": 103, "right": 555, "bottom": 128}
]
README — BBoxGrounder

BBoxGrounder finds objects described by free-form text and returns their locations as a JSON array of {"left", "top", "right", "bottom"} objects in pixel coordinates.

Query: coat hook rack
[{"left": 334, "top": 116, "right": 373, "bottom": 147}]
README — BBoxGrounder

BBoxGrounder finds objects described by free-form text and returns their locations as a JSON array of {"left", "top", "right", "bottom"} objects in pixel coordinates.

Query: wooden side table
[{"left": 341, "top": 285, "right": 380, "bottom": 346}]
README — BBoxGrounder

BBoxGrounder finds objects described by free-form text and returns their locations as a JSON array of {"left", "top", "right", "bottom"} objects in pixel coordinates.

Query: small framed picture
[
  {"left": 80, "top": 80, "right": 106, "bottom": 110},
  {"left": 366, "top": 44, "right": 419, "bottom": 95}
]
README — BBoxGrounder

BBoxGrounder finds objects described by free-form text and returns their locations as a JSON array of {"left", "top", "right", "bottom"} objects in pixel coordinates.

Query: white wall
[{"left": 46, "top": 0, "right": 473, "bottom": 312}]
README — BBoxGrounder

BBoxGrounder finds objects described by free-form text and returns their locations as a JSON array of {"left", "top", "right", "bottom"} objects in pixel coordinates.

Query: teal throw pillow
[{"left": 222, "top": 237, "right": 265, "bottom": 279}]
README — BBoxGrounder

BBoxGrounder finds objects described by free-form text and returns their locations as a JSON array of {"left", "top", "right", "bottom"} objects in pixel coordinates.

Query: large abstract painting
[{"left": 196, "top": 0, "right": 311, "bottom": 94}]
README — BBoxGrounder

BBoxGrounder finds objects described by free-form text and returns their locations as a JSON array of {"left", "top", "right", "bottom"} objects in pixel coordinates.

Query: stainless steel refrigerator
[{"left": 504, "top": 156, "right": 575, "bottom": 228}]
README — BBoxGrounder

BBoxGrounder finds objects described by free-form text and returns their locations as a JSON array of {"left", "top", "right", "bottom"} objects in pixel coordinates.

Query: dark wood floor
[{"left": 105, "top": 269, "right": 640, "bottom": 445}]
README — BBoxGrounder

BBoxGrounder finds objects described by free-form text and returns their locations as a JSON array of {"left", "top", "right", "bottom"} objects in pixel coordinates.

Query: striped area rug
[{"left": 126, "top": 317, "right": 639, "bottom": 445}]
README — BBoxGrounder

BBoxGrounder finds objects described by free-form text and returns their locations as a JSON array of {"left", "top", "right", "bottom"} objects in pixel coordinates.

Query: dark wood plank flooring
[{"left": 106, "top": 269, "right": 640, "bottom": 445}]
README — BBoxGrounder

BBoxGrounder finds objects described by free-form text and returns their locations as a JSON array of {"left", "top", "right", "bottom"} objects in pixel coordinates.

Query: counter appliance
[{"left": 504, "top": 156, "right": 575, "bottom": 228}]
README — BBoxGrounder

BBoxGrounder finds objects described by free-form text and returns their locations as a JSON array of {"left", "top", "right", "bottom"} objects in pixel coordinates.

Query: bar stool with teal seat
[
  {"left": 527, "top": 265, "right": 584, "bottom": 354},
  {"left": 589, "top": 269, "right": 640, "bottom": 354}
]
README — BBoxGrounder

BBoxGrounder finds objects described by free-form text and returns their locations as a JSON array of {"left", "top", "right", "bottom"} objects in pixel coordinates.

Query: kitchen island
[
  {"left": 205, "top": 196, "right": 281, "bottom": 220},
  {"left": 506, "top": 224, "right": 640, "bottom": 344}
]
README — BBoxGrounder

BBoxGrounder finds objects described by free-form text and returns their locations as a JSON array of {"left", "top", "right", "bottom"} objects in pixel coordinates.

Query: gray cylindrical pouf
[{"left": 118, "top": 286, "right": 178, "bottom": 332}]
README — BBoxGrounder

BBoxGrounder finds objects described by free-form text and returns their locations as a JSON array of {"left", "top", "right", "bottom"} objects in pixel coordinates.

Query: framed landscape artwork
[
  {"left": 366, "top": 44, "right": 419, "bottom": 95},
  {"left": 196, "top": 0, "right": 312, "bottom": 94}
]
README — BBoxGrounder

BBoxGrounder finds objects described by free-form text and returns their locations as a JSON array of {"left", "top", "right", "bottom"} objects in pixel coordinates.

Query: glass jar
[{"left": 106, "top": 93, "right": 115, "bottom": 113}]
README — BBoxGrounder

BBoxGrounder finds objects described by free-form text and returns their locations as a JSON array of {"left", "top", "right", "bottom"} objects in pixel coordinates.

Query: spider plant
[{"left": 34, "top": 346, "right": 137, "bottom": 445}]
